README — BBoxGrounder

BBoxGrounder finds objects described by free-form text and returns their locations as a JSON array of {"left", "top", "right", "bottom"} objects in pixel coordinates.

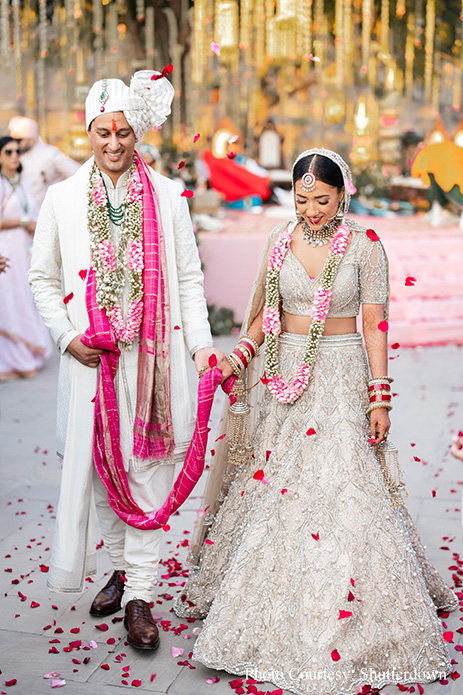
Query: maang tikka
[{"left": 300, "top": 155, "right": 317, "bottom": 192}]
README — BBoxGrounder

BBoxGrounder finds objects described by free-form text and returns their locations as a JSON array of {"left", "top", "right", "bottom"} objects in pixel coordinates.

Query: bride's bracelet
[
  {"left": 367, "top": 401, "right": 392, "bottom": 415},
  {"left": 239, "top": 334, "right": 260, "bottom": 358}
]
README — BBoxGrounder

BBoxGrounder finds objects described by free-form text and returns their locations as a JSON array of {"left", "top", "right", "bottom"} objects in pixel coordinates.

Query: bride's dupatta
[{"left": 186, "top": 223, "right": 286, "bottom": 566}]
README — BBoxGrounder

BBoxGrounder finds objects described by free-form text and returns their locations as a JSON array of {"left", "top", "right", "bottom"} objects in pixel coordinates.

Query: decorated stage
[{"left": 197, "top": 210, "right": 463, "bottom": 347}]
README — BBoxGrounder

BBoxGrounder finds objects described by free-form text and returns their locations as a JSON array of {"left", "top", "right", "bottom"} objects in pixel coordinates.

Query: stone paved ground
[{"left": 1, "top": 338, "right": 462, "bottom": 695}]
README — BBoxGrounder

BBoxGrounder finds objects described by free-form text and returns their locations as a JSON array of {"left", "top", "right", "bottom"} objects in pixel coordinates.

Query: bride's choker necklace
[{"left": 301, "top": 218, "right": 338, "bottom": 247}]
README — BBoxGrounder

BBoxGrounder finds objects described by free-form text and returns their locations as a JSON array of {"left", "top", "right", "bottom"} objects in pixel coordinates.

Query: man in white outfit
[
  {"left": 9, "top": 116, "right": 80, "bottom": 206},
  {"left": 29, "top": 71, "right": 223, "bottom": 650}
]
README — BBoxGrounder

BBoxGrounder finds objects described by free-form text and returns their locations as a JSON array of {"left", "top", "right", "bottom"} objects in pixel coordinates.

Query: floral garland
[
  {"left": 87, "top": 161, "right": 144, "bottom": 348},
  {"left": 263, "top": 223, "right": 350, "bottom": 403}
]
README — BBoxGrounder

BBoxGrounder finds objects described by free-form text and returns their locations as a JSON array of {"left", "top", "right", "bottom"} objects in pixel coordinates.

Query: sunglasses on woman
[{"left": 2, "top": 149, "right": 20, "bottom": 156}]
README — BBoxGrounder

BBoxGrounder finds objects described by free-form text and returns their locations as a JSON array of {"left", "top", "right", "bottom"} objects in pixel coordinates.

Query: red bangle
[
  {"left": 368, "top": 383, "right": 391, "bottom": 392},
  {"left": 239, "top": 339, "right": 256, "bottom": 359},
  {"left": 232, "top": 348, "right": 248, "bottom": 369},
  {"left": 369, "top": 394, "right": 392, "bottom": 403}
]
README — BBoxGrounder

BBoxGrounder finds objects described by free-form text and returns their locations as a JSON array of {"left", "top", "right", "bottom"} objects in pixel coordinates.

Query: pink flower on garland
[
  {"left": 127, "top": 239, "right": 144, "bottom": 272},
  {"left": 99, "top": 240, "right": 116, "bottom": 273},
  {"left": 311, "top": 287, "right": 332, "bottom": 322},
  {"left": 127, "top": 169, "right": 143, "bottom": 203},
  {"left": 93, "top": 175, "right": 106, "bottom": 206},
  {"left": 330, "top": 226, "right": 350, "bottom": 255},
  {"left": 268, "top": 229, "right": 292, "bottom": 271},
  {"left": 262, "top": 306, "right": 281, "bottom": 335},
  {"left": 108, "top": 300, "right": 143, "bottom": 345},
  {"left": 267, "top": 365, "right": 311, "bottom": 403}
]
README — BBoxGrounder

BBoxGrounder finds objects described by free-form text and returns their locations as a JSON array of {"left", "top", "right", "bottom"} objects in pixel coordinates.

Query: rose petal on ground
[
  {"left": 63, "top": 292, "right": 74, "bottom": 305},
  {"left": 193, "top": 133, "right": 200, "bottom": 143},
  {"left": 132, "top": 680, "right": 142, "bottom": 687},
  {"left": 216, "top": 433, "right": 226, "bottom": 441},
  {"left": 206, "top": 676, "right": 220, "bottom": 683},
  {"left": 266, "top": 450, "right": 271, "bottom": 461},
  {"left": 95, "top": 623, "right": 108, "bottom": 631},
  {"left": 229, "top": 680, "right": 244, "bottom": 688},
  {"left": 100, "top": 664, "right": 110, "bottom": 670},
  {"left": 253, "top": 469, "right": 264, "bottom": 481},
  {"left": 70, "top": 628, "right": 80, "bottom": 634},
  {"left": 210, "top": 42, "right": 221, "bottom": 56},
  {"left": 30, "top": 601, "right": 40, "bottom": 608},
  {"left": 172, "top": 646, "right": 184, "bottom": 658},
  {"left": 417, "top": 685, "right": 424, "bottom": 694},
  {"left": 51, "top": 680, "right": 66, "bottom": 688},
  {"left": 377, "top": 320, "right": 389, "bottom": 332},
  {"left": 443, "top": 631, "right": 454, "bottom": 643},
  {"left": 331, "top": 649, "right": 341, "bottom": 661},
  {"left": 89, "top": 640, "right": 98, "bottom": 649},
  {"left": 5, "top": 680, "right": 17, "bottom": 687},
  {"left": 44, "top": 673, "right": 61, "bottom": 679},
  {"left": 181, "top": 190, "right": 194, "bottom": 198},
  {"left": 150, "top": 673, "right": 157, "bottom": 682},
  {"left": 348, "top": 591, "right": 355, "bottom": 601},
  {"left": 338, "top": 610, "right": 352, "bottom": 619},
  {"left": 366, "top": 229, "right": 380, "bottom": 242},
  {"left": 432, "top": 490, "right": 437, "bottom": 497}
]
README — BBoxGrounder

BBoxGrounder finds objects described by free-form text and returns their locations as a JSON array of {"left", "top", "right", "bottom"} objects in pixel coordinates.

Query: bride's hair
[{"left": 292, "top": 153, "right": 344, "bottom": 191}]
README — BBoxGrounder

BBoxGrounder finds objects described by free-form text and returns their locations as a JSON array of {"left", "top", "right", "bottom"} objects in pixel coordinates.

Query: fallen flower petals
[
  {"left": 70, "top": 628, "right": 80, "bottom": 634},
  {"left": 443, "top": 631, "right": 454, "bottom": 642},
  {"left": 205, "top": 539, "right": 214, "bottom": 545},
  {"left": 181, "top": 190, "right": 194, "bottom": 198},
  {"left": 5, "top": 680, "right": 17, "bottom": 687},
  {"left": 391, "top": 343, "right": 400, "bottom": 350},
  {"left": 89, "top": 640, "right": 98, "bottom": 649},
  {"left": 131, "top": 680, "right": 142, "bottom": 687},
  {"left": 253, "top": 469, "right": 265, "bottom": 481},
  {"left": 78, "top": 269, "right": 88, "bottom": 281},
  {"left": 51, "top": 680, "right": 66, "bottom": 688},
  {"left": 174, "top": 325, "right": 181, "bottom": 330},
  {"left": 417, "top": 685, "right": 424, "bottom": 695},
  {"left": 210, "top": 42, "right": 221, "bottom": 56},
  {"left": 206, "top": 676, "right": 220, "bottom": 683},
  {"left": 163, "top": 524, "right": 171, "bottom": 532},
  {"left": 377, "top": 320, "right": 389, "bottom": 332},
  {"left": 39, "top": 564, "right": 49, "bottom": 572},
  {"left": 432, "top": 490, "right": 437, "bottom": 497},
  {"left": 208, "top": 354, "right": 218, "bottom": 368},
  {"left": 193, "top": 133, "right": 201, "bottom": 143},
  {"left": 366, "top": 229, "right": 380, "bottom": 242},
  {"left": 281, "top": 488, "right": 287, "bottom": 495},
  {"left": 405, "top": 276, "right": 417, "bottom": 286},
  {"left": 44, "top": 673, "right": 61, "bottom": 679},
  {"left": 30, "top": 600, "right": 40, "bottom": 608},
  {"left": 306, "top": 428, "right": 316, "bottom": 436},
  {"left": 172, "top": 646, "right": 184, "bottom": 658},
  {"left": 100, "top": 664, "right": 110, "bottom": 671},
  {"left": 95, "top": 623, "right": 109, "bottom": 631},
  {"left": 150, "top": 674, "right": 157, "bottom": 682},
  {"left": 331, "top": 649, "right": 341, "bottom": 661},
  {"left": 311, "top": 532, "right": 320, "bottom": 541},
  {"left": 216, "top": 433, "right": 226, "bottom": 441},
  {"left": 348, "top": 591, "right": 355, "bottom": 601},
  {"left": 49, "top": 647, "right": 59, "bottom": 654},
  {"left": 63, "top": 292, "right": 74, "bottom": 305},
  {"left": 338, "top": 610, "right": 352, "bottom": 619},
  {"left": 229, "top": 679, "right": 244, "bottom": 688}
]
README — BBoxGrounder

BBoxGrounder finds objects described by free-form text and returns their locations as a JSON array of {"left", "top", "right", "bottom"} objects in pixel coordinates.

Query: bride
[{"left": 174, "top": 149, "right": 457, "bottom": 695}]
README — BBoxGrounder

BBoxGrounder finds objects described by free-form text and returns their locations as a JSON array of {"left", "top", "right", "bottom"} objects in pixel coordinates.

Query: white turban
[
  {"left": 9, "top": 116, "right": 39, "bottom": 142},
  {"left": 85, "top": 70, "right": 174, "bottom": 140}
]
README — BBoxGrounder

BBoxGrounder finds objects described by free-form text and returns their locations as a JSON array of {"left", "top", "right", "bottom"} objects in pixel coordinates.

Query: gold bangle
[
  {"left": 370, "top": 389, "right": 392, "bottom": 397},
  {"left": 239, "top": 334, "right": 260, "bottom": 357},
  {"left": 368, "top": 376, "right": 393, "bottom": 385},
  {"left": 367, "top": 402, "right": 392, "bottom": 415},
  {"left": 226, "top": 353, "right": 242, "bottom": 377}
]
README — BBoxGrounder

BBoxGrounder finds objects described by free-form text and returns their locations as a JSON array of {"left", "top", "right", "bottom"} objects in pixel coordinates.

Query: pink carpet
[{"left": 197, "top": 211, "right": 463, "bottom": 347}]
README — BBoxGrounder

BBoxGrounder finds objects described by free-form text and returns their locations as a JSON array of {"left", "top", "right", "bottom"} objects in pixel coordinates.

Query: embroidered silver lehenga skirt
[{"left": 174, "top": 333, "right": 457, "bottom": 695}]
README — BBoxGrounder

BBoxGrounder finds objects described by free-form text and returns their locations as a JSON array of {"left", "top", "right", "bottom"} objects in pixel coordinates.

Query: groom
[{"left": 29, "top": 71, "right": 223, "bottom": 649}]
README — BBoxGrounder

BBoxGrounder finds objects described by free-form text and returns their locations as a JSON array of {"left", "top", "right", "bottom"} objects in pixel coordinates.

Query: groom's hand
[
  {"left": 194, "top": 347, "right": 229, "bottom": 382},
  {"left": 67, "top": 334, "right": 103, "bottom": 368}
]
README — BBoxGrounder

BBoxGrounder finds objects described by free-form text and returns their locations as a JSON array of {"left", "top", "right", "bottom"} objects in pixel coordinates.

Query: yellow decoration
[
  {"left": 215, "top": 0, "right": 239, "bottom": 58},
  {"left": 380, "top": 0, "right": 389, "bottom": 50},
  {"left": 412, "top": 141, "right": 463, "bottom": 194},
  {"left": 275, "top": 0, "right": 297, "bottom": 29},
  {"left": 361, "top": 0, "right": 373, "bottom": 69},
  {"left": 424, "top": 0, "right": 435, "bottom": 102}
]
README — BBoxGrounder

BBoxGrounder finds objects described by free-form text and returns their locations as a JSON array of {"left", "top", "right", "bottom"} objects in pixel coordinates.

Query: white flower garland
[{"left": 87, "top": 161, "right": 144, "bottom": 348}]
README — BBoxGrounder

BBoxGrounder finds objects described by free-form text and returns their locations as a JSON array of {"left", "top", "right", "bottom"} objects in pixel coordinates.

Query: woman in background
[{"left": 0, "top": 136, "right": 52, "bottom": 380}]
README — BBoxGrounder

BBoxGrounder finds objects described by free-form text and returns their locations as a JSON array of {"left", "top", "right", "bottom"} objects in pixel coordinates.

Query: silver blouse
[{"left": 280, "top": 221, "right": 388, "bottom": 318}]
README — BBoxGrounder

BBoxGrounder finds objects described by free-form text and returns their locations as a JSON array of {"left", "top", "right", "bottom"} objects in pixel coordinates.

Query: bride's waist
[{"left": 278, "top": 331, "right": 363, "bottom": 348}]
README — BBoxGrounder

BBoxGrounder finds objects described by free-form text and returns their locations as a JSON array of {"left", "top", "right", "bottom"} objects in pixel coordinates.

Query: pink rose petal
[
  {"left": 51, "top": 679, "right": 66, "bottom": 688},
  {"left": 210, "top": 42, "right": 221, "bottom": 56},
  {"left": 377, "top": 320, "right": 389, "bottom": 332},
  {"left": 172, "top": 646, "right": 184, "bottom": 658}
]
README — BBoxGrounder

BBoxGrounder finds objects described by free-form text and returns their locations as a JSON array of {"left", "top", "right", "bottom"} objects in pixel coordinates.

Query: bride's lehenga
[{"left": 174, "top": 224, "right": 458, "bottom": 695}]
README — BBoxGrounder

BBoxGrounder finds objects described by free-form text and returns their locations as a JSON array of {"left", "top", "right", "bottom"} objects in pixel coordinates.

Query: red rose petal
[
  {"left": 150, "top": 674, "right": 157, "bottom": 682},
  {"left": 5, "top": 679, "right": 17, "bottom": 687},
  {"left": 405, "top": 276, "right": 417, "bottom": 286},
  {"left": 181, "top": 189, "right": 194, "bottom": 198},
  {"left": 30, "top": 601, "right": 40, "bottom": 608},
  {"left": 366, "top": 229, "right": 380, "bottom": 241},
  {"left": 163, "top": 524, "right": 171, "bottom": 532},
  {"left": 132, "top": 680, "right": 142, "bottom": 687},
  {"left": 216, "top": 433, "right": 226, "bottom": 441},
  {"left": 63, "top": 292, "right": 74, "bottom": 305},
  {"left": 443, "top": 631, "right": 454, "bottom": 643},
  {"left": 95, "top": 623, "right": 109, "bottom": 631},
  {"left": 306, "top": 428, "right": 316, "bottom": 436},
  {"left": 281, "top": 488, "right": 287, "bottom": 495},
  {"left": 266, "top": 450, "right": 271, "bottom": 461},
  {"left": 331, "top": 649, "right": 341, "bottom": 661},
  {"left": 391, "top": 343, "right": 400, "bottom": 350},
  {"left": 253, "top": 469, "right": 264, "bottom": 481},
  {"left": 70, "top": 628, "right": 80, "bottom": 634},
  {"left": 417, "top": 685, "right": 424, "bottom": 694},
  {"left": 338, "top": 609, "right": 352, "bottom": 619},
  {"left": 177, "top": 161, "right": 185, "bottom": 169},
  {"left": 100, "top": 664, "right": 110, "bottom": 670},
  {"left": 174, "top": 325, "right": 181, "bottom": 330},
  {"left": 311, "top": 532, "right": 320, "bottom": 541},
  {"left": 227, "top": 152, "right": 236, "bottom": 159},
  {"left": 347, "top": 591, "right": 355, "bottom": 601},
  {"left": 377, "top": 320, "right": 389, "bottom": 332},
  {"left": 193, "top": 133, "right": 200, "bottom": 143},
  {"left": 78, "top": 269, "right": 88, "bottom": 281},
  {"left": 432, "top": 490, "right": 437, "bottom": 497},
  {"left": 208, "top": 354, "right": 218, "bottom": 368}
]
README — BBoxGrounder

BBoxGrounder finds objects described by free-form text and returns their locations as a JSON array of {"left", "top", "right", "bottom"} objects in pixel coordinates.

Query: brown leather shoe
[
  {"left": 124, "top": 599, "right": 160, "bottom": 650},
  {"left": 89, "top": 570, "right": 125, "bottom": 616}
]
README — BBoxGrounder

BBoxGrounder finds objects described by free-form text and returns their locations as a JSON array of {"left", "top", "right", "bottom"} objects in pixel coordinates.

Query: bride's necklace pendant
[{"left": 301, "top": 218, "right": 338, "bottom": 247}]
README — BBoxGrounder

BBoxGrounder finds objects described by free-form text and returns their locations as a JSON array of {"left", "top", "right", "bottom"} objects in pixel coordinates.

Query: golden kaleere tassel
[
  {"left": 405, "top": 11, "right": 415, "bottom": 95},
  {"left": 361, "top": 0, "right": 373, "bottom": 71},
  {"left": 376, "top": 440, "right": 408, "bottom": 508},
  {"left": 12, "top": 0, "right": 22, "bottom": 99},
  {"left": 227, "top": 375, "right": 253, "bottom": 467},
  {"left": 335, "top": 0, "right": 343, "bottom": 88},
  {"left": 424, "top": 0, "right": 435, "bottom": 102},
  {"left": 380, "top": 0, "right": 389, "bottom": 52}
]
